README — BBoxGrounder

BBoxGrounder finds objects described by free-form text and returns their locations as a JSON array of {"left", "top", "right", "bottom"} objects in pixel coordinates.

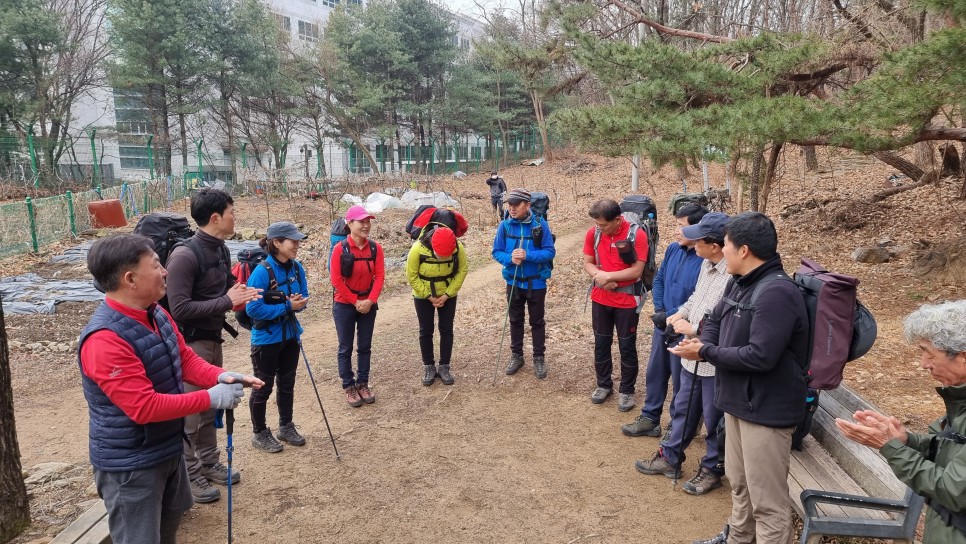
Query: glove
[
  {"left": 207, "top": 382, "right": 244, "bottom": 410},
  {"left": 218, "top": 371, "right": 247, "bottom": 384}
]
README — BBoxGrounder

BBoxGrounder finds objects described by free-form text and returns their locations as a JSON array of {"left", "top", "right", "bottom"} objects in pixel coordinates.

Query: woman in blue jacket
[{"left": 245, "top": 221, "right": 310, "bottom": 453}]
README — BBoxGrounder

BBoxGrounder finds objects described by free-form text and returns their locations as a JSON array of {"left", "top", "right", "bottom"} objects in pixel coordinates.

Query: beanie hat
[
  {"left": 506, "top": 189, "right": 531, "bottom": 204},
  {"left": 431, "top": 227, "right": 458, "bottom": 258}
]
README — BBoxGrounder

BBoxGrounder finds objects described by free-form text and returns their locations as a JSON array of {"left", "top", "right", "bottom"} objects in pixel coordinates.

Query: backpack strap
[
  {"left": 417, "top": 245, "right": 459, "bottom": 297},
  {"left": 720, "top": 273, "right": 791, "bottom": 316},
  {"left": 340, "top": 239, "right": 376, "bottom": 297}
]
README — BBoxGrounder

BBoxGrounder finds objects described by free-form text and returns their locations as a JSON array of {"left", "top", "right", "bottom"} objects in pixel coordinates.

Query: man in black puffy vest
[{"left": 79, "top": 234, "right": 262, "bottom": 544}]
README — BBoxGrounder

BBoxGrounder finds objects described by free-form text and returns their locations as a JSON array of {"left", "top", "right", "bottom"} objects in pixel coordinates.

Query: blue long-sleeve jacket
[
  {"left": 492, "top": 213, "right": 556, "bottom": 290},
  {"left": 651, "top": 243, "right": 702, "bottom": 315},
  {"left": 245, "top": 255, "right": 309, "bottom": 345}
]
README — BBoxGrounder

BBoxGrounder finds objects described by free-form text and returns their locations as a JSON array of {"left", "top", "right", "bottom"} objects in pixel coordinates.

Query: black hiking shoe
[
  {"left": 533, "top": 356, "right": 547, "bottom": 379},
  {"left": 277, "top": 422, "right": 306, "bottom": 446},
  {"left": 505, "top": 354, "right": 524, "bottom": 375},
  {"left": 437, "top": 364, "right": 455, "bottom": 385},
  {"left": 252, "top": 428, "right": 283, "bottom": 453},
  {"left": 422, "top": 365, "right": 437, "bottom": 386}
]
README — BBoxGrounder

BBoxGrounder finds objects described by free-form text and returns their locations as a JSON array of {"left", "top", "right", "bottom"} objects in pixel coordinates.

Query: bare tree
[{"left": 0, "top": 296, "right": 30, "bottom": 542}]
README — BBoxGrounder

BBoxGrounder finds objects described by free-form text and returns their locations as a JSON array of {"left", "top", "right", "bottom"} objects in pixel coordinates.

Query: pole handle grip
[{"left": 226, "top": 409, "right": 234, "bottom": 434}]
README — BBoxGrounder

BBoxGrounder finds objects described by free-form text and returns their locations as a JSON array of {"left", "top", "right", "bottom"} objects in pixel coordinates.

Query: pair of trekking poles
[{"left": 215, "top": 341, "right": 341, "bottom": 543}]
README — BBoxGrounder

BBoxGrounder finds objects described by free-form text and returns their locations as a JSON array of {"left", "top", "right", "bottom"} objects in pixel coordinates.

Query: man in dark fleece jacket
[{"left": 672, "top": 212, "right": 809, "bottom": 544}]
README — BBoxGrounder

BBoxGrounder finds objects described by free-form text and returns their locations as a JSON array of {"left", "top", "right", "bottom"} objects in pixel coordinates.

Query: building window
[
  {"left": 273, "top": 13, "right": 291, "bottom": 33},
  {"left": 322, "top": 0, "right": 338, "bottom": 6},
  {"left": 298, "top": 20, "right": 319, "bottom": 42},
  {"left": 119, "top": 146, "right": 150, "bottom": 169},
  {"left": 346, "top": 0, "right": 361, "bottom": 5},
  {"left": 113, "top": 89, "right": 153, "bottom": 136}
]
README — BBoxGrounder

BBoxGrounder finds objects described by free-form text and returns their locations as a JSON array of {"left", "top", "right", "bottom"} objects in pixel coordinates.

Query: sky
[{"left": 441, "top": 0, "right": 498, "bottom": 20}]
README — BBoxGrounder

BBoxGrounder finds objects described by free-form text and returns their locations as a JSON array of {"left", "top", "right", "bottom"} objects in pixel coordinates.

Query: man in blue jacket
[
  {"left": 492, "top": 189, "right": 556, "bottom": 379},
  {"left": 621, "top": 203, "right": 707, "bottom": 437},
  {"left": 674, "top": 212, "right": 809, "bottom": 544}
]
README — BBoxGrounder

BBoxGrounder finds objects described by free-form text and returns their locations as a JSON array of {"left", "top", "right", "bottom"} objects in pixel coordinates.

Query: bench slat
[
  {"left": 50, "top": 501, "right": 109, "bottom": 544},
  {"left": 790, "top": 437, "right": 892, "bottom": 520}
]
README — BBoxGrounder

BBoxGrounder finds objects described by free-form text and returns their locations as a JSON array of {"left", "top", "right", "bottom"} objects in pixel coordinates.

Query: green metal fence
[{"left": 0, "top": 178, "right": 192, "bottom": 258}]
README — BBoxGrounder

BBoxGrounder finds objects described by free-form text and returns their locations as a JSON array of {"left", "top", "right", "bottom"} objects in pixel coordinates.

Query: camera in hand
[
  {"left": 650, "top": 311, "right": 668, "bottom": 331},
  {"left": 263, "top": 289, "right": 287, "bottom": 305}
]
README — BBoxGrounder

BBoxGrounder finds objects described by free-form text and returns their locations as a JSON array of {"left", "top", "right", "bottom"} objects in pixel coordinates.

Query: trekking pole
[
  {"left": 298, "top": 342, "right": 341, "bottom": 460},
  {"left": 226, "top": 409, "right": 234, "bottom": 544},
  {"left": 673, "top": 358, "right": 700, "bottom": 489},
  {"left": 492, "top": 235, "right": 524, "bottom": 385}
]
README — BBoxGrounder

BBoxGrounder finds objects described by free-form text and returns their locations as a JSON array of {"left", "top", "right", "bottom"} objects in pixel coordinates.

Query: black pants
[
  {"left": 507, "top": 285, "right": 546, "bottom": 357},
  {"left": 249, "top": 338, "right": 300, "bottom": 433},
  {"left": 414, "top": 296, "right": 458, "bottom": 366},
  {"left": 592, "top": 301, "right": 640, "bottom": 394}
]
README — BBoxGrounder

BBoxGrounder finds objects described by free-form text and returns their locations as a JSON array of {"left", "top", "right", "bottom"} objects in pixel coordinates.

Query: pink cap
[{"left": 345, "top": 205, "right": 375, "bottom": 221}]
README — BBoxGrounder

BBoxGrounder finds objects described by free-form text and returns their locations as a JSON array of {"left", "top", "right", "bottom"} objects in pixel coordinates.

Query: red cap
[{"left": 431, "top": 227, "right": 457, "bottom": 258}]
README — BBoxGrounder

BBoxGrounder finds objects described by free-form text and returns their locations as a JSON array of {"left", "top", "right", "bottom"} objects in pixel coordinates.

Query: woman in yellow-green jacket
[{"left": 406, "top": 226, "right": 468, "bottom": 387}]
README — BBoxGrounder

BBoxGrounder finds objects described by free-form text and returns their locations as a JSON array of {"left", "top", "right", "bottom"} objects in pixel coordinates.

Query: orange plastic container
[{"left": 88, "top": 199, "right": 128, "bottom": 228}]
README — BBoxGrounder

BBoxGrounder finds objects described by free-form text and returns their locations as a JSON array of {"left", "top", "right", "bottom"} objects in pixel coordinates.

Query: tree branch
[
  {"left": 828, "top": 0, "right": 875, "bottom": 39},
  {"left": 602, "top": 0, "right": 733, "bottom": 43},
  {"left": 790, "top": 126, "right": 966, "bottom": 148}
]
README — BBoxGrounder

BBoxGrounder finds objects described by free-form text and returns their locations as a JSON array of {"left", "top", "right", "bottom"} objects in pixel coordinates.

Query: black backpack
[
  {"left": 231, "top": 248, "right": 269, "bottom": 330},
  {"left": 338, "top": 239, "right": 377, "bottom": 297},
  {"left": 592, "top": 195, "right": 659, "bottom": 294}
]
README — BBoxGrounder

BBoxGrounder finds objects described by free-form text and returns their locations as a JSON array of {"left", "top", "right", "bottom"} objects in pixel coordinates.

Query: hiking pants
[
  {"left": 725, "top": 414, "right": 796, "bottom": 544},
  {"left": 94, "top": 455, "right": 192, "bottom": 544},
  {"left": 414, "top": 296, "right": 458, "bottom": 366},
  {"left": 333, "top": 301, "right": 378, "bottom": 388},
  {"left": 592, "top": 302, "right": 640, "bottom": 394},
  {"left": 182, "top": 338, "right": 222, "bottom": 481},
  {"left": 507, "top": 285, "right": 546, "bottom": 357},
  {"left": 640, "top": 325, "right": 682, "bottom": 423},
  {"left": 491, "top": 195, "right": 503, "bottom": 212},
  {"left": 660, "top": 367, "right": 723, "bottom": 474},
  {"left": 249, "top": 338, "right": 299, "bottom": 433}
]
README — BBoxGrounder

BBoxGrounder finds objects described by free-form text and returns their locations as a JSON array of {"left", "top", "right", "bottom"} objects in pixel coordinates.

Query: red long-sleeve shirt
[
  {"left": 330, "top": 238, "right": 385, "bottom": 305},
  {"left": 80, "top": 298, "right": 223, "bottom": 425}
]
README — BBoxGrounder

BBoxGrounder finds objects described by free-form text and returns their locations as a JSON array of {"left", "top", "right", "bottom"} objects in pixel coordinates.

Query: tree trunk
[
  {"left": 803, "top": 145, "right": 819, "bottom": 171},
  {"left": 749, "top": 147, "right": 766, "bottom": 212},
  {"left": 873, "top": 151, "right": 925, "bottom": 180},
  {"left": 760, "top": 142, "right": 784, "bottom": 213},
  {"left": 914, "top": 142, "right": 935, "bottom": 172},
  {"left": 0, "top": 297, "right": 30, "bottom": 542},
  {"left": 530, "top": 91, "right": 552, "bottom": 162}
]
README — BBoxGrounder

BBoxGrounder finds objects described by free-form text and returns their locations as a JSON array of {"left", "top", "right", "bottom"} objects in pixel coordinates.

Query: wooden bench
[
  {"left": 788, "top": 384, "right": 925, "bottom": 543},
  {"left": 50, "top": 500, "right": 111, "bottom": 544}
]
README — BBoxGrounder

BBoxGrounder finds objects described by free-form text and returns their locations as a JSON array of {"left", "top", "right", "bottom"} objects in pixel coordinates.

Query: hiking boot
[
  {"left": 533, "top": 356, "right": 547, "bottom": 379},
  {"left": 252, "top": 428, "right": 283, "bottom": 453},
  {"left": 590, "top": 387, "right": 612, "bottom": 404},
  {"left": 617, "top": 393, "right": 636, "bottom": 412},
  {"left": 277, "top": 422, "right": 306, "bottom": 446},
  {"left": 422, "top": 365, "right": 437, "bottom": 386},
  {"left": 357, "top": 383, "right": 376, "bottom": 404},
  {"left": 693, "top": 525, "right": 730, "bottom": 544},
  {"left": 190, "top": 476, "right": 220, "bottom": 503},
  {"left": 505, "top": 354, "right": 524, "bottom": 375},
  {"left": 661, "top": 420, "right": 674, "bottom": 444},
  {"left": 682, "top": 466, "right": 723, "bottom": 496},
  {"left": 202, "top": 462, "right": 240, "bottom": 485},
  {"left": 621, "top": 415, "right": 661, "bottom": 437},
  {"left": 345, "top": 386, "right": 364, "bottom": 407},
  {"left": 634, "top": 451, "right": 682, "bottom": 479},
  {"left": 437, "top": 365, "right": 455, "bottom": 385}
]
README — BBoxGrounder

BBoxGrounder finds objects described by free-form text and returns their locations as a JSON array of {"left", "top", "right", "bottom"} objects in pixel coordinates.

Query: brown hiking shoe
[
  {"left": 634, "top": 451, "right": 682, "bottom": 479},
  {"left": 682, "top": 466, "right": 723, "bottom": 496},
  {"left": 357, "top": 383, "right": 376, "bottom": 404},
  {"left": 345, "top": 386, "right": 363, "bottom": 407}
]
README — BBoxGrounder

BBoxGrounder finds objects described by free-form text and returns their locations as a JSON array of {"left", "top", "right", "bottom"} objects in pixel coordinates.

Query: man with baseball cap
[
  {"left": 406, "top": 226, "right": 468, "bottom": 386},
  {"left": 492, "top": 188, "right": 556, "bottom": 379},
  {"left": 635, "top": 212, "right": 731, "bottom": 496}
]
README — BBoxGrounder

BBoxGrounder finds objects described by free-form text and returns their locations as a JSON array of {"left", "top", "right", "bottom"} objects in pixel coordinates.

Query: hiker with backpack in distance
[
  {"left": 486, "top": 170, "right": 507, "bottom": 216},
  {"left": 246, "top": 222, "right": 311, "bottom": 453},
  {"left": 407, "top": 225, "right": 468, "bottom": 386},
  {"left": 79, "top": 234, "right": 262, "bottom": 544},
  {"left": 623, "top": 203, "right": 707, "bottom": 438},
  {"left": 164, "top": 188, "right": 261, "bottom": 504},
  {"left": 836, "top": 300, "right": 966, "bottom": 544},
  {"left": 492, "top": 188, "right": 556, "bottom": 379},
  {"left": 673, "top": 212, "right": 809, "bottom": 544},
  {"left": 635, "top": 212, "right": 731, "bottom": 497},
  {"left": 583, "top": 199, "right": 649, "bottom": 412},
  {"left": 330, "top": 205, "right": 385, "bottom": 407}
]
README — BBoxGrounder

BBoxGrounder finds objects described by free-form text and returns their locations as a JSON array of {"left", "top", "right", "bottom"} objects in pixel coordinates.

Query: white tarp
[
  {"left": 364, "top": 192, "right": 405, "bottom": 213},
  {"left": 399, "top": 190, "right": 460, "bottom": 209}
]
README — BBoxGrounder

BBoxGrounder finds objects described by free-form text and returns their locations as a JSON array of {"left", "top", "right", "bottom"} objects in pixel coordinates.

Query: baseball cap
[
  {"left": 506, "top": 189, "right": 531, "bottom": 205},
  {"left": 266, "top": 221, "right": 307, "bottom": 240},
  {"left": 431, "top": 227, "right": 457, "bottom": 258},
  {"left": 345, "top": 205, "right": 375, "bottom": 222},
  {"left": 681, "top": 212, "right": 729, "bottom": 241}
]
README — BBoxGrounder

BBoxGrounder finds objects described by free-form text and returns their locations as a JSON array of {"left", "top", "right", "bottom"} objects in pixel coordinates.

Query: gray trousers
[
  {"left": 94, "top": 455, "right": 193, "bottom": 544},
  {"left": 183, "top": 338, "right": 223, "bottom": 480}
]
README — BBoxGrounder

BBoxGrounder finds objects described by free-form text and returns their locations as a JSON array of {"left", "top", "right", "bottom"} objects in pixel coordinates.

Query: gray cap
[
  {"left": 681, "top": 212, "right": 729, "bottom": 241},
  {"left": 266, "top": 221, "right": 307, "bottom": 240}
]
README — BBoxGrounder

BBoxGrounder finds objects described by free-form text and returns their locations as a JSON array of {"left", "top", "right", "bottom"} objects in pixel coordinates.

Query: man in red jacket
[{"left": 80, "top": 234, "right": 262, "bottom": 543}]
